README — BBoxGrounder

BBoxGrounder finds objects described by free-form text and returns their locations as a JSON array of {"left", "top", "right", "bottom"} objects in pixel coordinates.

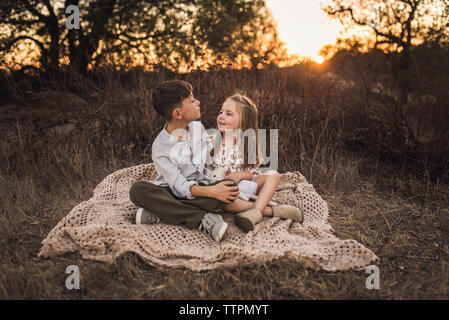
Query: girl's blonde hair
[{"left": 227, "top": 93, "right": 264, "bottom": 170}]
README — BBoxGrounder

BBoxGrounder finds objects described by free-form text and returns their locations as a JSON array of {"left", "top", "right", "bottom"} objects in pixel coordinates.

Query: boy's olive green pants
[{"left": 129, "top": 179, "right": 236, "bottom": 229}]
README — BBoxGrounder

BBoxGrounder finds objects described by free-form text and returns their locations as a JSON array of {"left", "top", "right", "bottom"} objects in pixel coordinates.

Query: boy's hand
[{"left": 212, "top": 181, "right": 240, "bottom": 203}]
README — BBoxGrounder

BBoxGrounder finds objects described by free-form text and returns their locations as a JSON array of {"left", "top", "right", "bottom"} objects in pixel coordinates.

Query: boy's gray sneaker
[
  {"left": 198, "top": 213, "right": 228, "bottom": 242},
  {"left": 136, "top": 207, "right": 161, "bottom": 225}
]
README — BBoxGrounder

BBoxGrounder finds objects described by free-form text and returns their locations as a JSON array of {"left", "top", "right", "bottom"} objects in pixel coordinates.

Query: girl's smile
[{"left": 217, "top": 99, "right": 240, "bottom": 132}]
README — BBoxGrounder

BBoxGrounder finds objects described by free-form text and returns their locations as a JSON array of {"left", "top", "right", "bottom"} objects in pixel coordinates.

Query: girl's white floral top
[{"left": 206, "top": 133, "right": 260, "bottom": 180}]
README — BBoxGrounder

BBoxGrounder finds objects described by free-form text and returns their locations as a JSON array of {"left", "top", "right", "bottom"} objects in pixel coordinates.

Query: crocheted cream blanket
[{"left": 38, "top": 163, "right": 378, "bottom": 271}]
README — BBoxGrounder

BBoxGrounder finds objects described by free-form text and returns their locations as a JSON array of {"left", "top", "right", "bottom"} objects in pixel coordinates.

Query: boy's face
[{"left": 177, "top": 92, "right": 201, "bottom": 121}]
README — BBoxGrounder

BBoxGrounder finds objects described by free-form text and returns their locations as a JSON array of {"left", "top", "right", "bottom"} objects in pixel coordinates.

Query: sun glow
[
  {"left": 314, "top": 56, "right": 325, "bottom": 64},
  {"left": 265, "top": 0, "right": 344, "bottom": 64}
]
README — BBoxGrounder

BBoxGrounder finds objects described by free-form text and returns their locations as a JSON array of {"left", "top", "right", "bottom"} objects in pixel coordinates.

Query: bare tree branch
[
  {"left": 2, "top": 35, "right": 47, "bottom": 53},
  {"left": 22, "top": 0, "right": 50, "bottom": 23},
  {"left": 3, "top": 17, "right": 42, "bottom": 27},
  {"left": 326, "top": 4, "right": 405, "bottom": 47},
  {"left": 42, "top": 0, "right": 57, "bottom": 20}
]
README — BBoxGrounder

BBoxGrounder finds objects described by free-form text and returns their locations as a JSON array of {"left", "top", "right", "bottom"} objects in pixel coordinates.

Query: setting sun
[
  {"left": 315, "top": 56, "right": 325, "bottom": 64},
  {"left": 265, "top": 0, "right": 344, "bottom": 63}
]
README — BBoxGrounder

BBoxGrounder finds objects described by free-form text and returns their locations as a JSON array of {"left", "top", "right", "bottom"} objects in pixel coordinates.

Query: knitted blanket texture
[{"left": 38, "top": 163, "right": 378, "bottom": 271}]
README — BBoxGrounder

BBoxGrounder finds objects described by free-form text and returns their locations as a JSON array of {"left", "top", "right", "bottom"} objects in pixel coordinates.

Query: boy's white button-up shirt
[{"left": 151, "top": 121, "right": 210, "bottom": 199}]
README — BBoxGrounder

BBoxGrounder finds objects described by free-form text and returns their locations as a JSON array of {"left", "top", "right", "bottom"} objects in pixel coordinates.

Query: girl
[{"left": 206, "top": 93, "right": 303, "bottom": 232}]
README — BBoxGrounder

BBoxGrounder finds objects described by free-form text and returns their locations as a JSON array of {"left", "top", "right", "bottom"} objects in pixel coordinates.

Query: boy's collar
[{"left": 163, "top": 122, "right": 191, "bottom": 141}]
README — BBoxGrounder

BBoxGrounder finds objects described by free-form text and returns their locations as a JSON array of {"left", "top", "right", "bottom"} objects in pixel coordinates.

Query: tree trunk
[
  {"left": 398, "top": 47, "right": 411, "bottom": 106},
  {"left": 67, "top": 0, "right": 116, "bottom": 75},
  {"left": 68, "top": 29, "right": 91, "bottom": 76}
]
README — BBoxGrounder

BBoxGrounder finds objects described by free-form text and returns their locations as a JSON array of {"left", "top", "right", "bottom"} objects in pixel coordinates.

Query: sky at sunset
[{"left": 265, "top": 0, "right": 345, "bottom": 63}]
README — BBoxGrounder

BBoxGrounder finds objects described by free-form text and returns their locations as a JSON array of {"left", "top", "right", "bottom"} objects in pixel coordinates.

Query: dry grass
[{"left": 0, "top": 65, "right": 448, "bottom": 299}]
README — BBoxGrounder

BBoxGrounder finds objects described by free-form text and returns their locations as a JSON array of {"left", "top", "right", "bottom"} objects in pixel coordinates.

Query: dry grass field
[{"left": 1, "top": 65, "right": 448, "bottom": 299}]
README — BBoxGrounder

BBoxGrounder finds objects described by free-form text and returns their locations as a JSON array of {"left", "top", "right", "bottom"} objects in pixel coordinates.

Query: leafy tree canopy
[{"left": 0, "top": 0, "right": 288, "bottom": 73}]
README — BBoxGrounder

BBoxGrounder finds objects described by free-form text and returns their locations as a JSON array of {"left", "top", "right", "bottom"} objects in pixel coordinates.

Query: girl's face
[{"left": 217, "top": 99, "right": 240, "bottom": 132}]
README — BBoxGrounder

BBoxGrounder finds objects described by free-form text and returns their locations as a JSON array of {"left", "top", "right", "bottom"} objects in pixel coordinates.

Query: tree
[
  {"left": 193, "top": 0, "right": 288, "bottom": 69},
  {"left": 323, "top": 0, "right": 449, "bottom": 105},
  {"left": 0, "top": 0, "right": 288, "bottom": 74}
]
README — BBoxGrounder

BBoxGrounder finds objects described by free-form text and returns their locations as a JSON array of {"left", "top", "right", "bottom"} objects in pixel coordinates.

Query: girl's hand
[
  {"left": 225, "top": 172, "right": 243, "bottom": 184},
  {"left": 226, "top": 171, "right": 253, "bottom": 184}
]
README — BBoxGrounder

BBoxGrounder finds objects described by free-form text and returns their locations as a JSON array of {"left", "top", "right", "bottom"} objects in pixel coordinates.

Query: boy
[{"left": 129, "top": 80, "right": 240, "bottom": 242}]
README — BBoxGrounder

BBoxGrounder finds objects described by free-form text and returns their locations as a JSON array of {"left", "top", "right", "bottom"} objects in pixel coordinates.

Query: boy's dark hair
[{"left": 151, "top": 80, "right": 192, "bottom": 121}]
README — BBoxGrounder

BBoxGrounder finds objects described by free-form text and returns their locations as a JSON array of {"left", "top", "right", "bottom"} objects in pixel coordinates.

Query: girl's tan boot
[
  {"left": 234, "top": 208, "right": 263, "bottom": 232},
  {"left": 272, "top": 205, "right": 303, "bottom": 223}
]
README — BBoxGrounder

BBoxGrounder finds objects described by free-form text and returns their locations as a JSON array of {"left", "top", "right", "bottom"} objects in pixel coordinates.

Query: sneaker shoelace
[
  {"left": 146, "top": 210, "right": 160, "bottom": 224},
  {"left": 198, "top": 216, "right": 214, "bottom": 236}
]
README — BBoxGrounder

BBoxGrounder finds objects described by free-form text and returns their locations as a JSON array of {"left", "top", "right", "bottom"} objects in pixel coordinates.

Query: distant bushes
[{"left": 1, "top": 61, "right": 447, "bottom": 183}]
